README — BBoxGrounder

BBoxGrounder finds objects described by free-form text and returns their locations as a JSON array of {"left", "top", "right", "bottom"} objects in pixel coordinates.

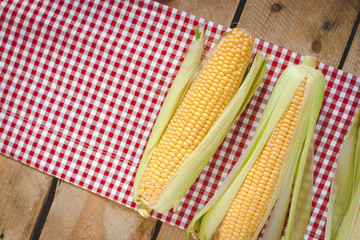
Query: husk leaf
[
  {"left": 326, "top": 107, "right": 360, "bottom": 240},
  {"left": 133, "top": 27, "right": 205, "bottom": 215},
  {"left": 284, "top": 59, "right": 325, "bottom": 239}
]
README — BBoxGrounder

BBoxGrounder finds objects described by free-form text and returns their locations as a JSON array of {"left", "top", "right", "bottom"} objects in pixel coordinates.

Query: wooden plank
[
  {"left": 0, "top": 154, "right": 53, "bottom": 239},
  {"left": 40, "top": 181, "right": 157, "bottom": 239},
  {"left": 154, "top": 0, "right": 241, "bottom": 27},
  {"left": 237, "top": 0, "right": 359, "bottom": 67},
  {"left": 343, "top": 22, "right": 360, "bottom": 76},
  {"left": 157, "top": 222, "right": 195, "bottom": 240}
]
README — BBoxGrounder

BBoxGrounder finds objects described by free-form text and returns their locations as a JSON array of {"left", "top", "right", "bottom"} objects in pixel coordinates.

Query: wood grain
[
  {"left": 0, "top": 154, "right": 53, "bottom": 239},
  {"left": 157, "top": 222, "right": 195, "bottom": 240},
  {"left": 154, "top": 0, "right": 241, "bottom": 27},
  {"left": 237, "top": 0, "right": 359, "bottom": 67},
  {"left": 343, "top": 21, "right": 360, "bottom": 75},
  {"left": 40, "top": 181, "right": 157, "bottom": 240}
]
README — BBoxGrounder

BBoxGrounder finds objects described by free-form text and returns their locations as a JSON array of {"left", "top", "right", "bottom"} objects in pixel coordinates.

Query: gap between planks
[{"left": 30, "top": 178, "right": 59, "bottom": 240}]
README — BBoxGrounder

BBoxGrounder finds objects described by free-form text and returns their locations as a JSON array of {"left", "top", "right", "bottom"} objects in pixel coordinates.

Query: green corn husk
[
  {"left": 186, "top": 56, "right": 325, "bottom": 240},
  {"left": 133, "top": 27, "right": 206, "bottom": 217},
  {"left": 133, "top": 28, "right": 268, "bottom": 217},
  {"left": 325, "top": 107, "right": 360, "bottom": 240}
]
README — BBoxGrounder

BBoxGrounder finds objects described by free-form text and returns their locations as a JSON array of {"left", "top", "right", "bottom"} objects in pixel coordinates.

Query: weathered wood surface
[
  {"left": 0, "top": 154, "right": 52, "bottom": 240},
  {"left": 155, "top": 0, "right": 241, "bottom": 27},
  {"left": 40, "top": 181, "right": 157, "bottom": 240},
  {"left": 237, "top": 0, "right": 360, "bottom": 68},
  {"left": 1, "top": 0, "right": 359, "bottom": 239},
  {"left": 157, "top": 222, "right": 194, "bottom": 240}
]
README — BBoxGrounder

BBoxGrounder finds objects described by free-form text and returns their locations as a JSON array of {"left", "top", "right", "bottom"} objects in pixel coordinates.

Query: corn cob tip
[
  {"left": 302, "top": 55, "right": 317, "bottom": 69},
  {"left": 173, "top": 199, "right": 180, "bottom": 211},
  {"left": 138, "top": 204, "right": 151, "bottom": 218},
  {"left": 194, "top": 26, "right": 202, "bottom": 40}
]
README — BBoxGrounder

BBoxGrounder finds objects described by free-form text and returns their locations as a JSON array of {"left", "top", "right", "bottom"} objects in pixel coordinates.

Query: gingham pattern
[{"left": 0, "top": 0, "right": 359, "bottom": 239}]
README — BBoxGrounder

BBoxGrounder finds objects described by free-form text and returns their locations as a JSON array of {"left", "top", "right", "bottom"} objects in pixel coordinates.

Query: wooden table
[{"left": 1, "top": 0, "right": 359, "bottom": 239}]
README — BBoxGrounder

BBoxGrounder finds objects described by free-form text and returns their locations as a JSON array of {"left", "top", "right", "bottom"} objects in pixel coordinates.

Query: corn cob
[
  {"left": 133, "top": 28, "right": 268, "bottom": 217},
  {"left": 325, "top": 107, "right": 360, "bottom": 240},
  {"left": 219, "top": 80, "right": 305, "bottom": 239},
  {"left": 186, "top": 56, "right": 325, "bottom": 240},
  {"left": 138, "top": 28, "right": 253, "bottom": 203}
]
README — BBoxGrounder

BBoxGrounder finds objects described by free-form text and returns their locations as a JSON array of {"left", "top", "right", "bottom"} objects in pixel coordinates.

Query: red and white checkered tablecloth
[{"left": 0, "top": 0, "right": 359, "bottom": 238}]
